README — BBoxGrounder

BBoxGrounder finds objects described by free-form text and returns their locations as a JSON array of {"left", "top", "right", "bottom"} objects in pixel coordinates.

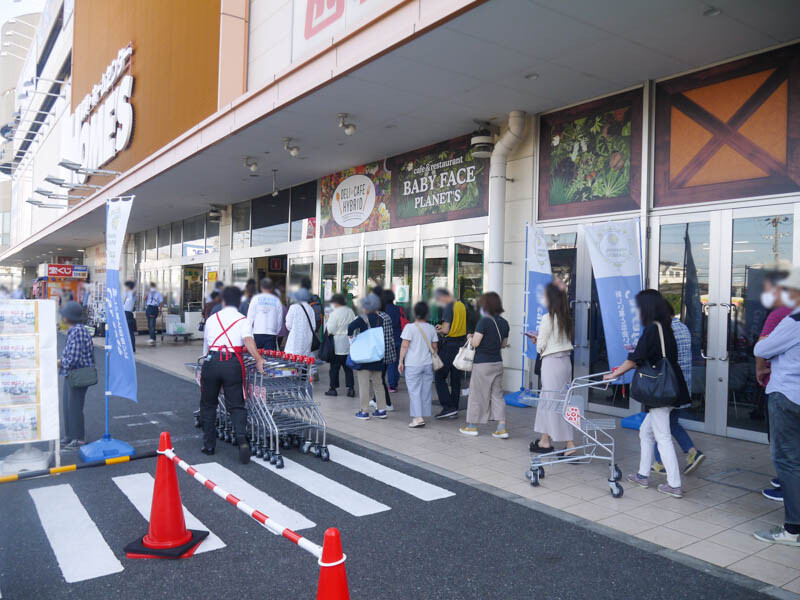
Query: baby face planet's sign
[{"left": 331, "top": 174, "right": 376, "bottom": 227}]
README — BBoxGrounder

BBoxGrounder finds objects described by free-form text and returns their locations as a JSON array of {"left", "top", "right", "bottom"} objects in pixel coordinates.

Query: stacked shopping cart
[{"left": 186, "top": 350, "right": 326, "bottom": 469}]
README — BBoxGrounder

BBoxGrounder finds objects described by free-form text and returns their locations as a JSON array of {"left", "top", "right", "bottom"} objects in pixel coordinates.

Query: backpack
[
  {"left": 463, "top": 300, "right": 479, "bottom": 334},
  {"left": 398, "top": 306, "right": 410, "bottom": 331},
  {"left": 308, "top": 293, "right": 323, "bottom": 328}
]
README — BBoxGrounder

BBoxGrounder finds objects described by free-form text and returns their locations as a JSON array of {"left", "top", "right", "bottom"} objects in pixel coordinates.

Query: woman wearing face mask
[{"left": 527, "top": 282, "right": 576, "bottom": 455}]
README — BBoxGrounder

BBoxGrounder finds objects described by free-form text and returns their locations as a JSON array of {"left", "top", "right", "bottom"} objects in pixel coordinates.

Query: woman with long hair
[
  {"left": 528, "top": 282, "right": 575, "bottom": 454},
  {"left": 604, "top": 289, "right": 690, "bottom": 498}
]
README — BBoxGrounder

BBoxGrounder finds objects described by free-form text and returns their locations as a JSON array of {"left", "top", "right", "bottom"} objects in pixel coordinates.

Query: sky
[{"left": 0, "top": 0, "right": 45, "bottom": 30}]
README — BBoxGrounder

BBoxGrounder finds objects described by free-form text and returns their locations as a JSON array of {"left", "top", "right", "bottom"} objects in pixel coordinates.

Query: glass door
[
  {"left": 321, "top": 254, "right": 338, "bottom": 302},
  {"left": 422, "top": 244, "right": 448, "bottom": 324},
  {"left": 454, "top": 241, "right": 483, "bottom": 312},
  {"left": 341, "top": 251, "right": 360, "bottom": 308},
  {"left": 366, "top": 248, "right": 387, "bottom": 292},
  {"left": 391, "top": 247, "right": 413, "bottom": 315}
]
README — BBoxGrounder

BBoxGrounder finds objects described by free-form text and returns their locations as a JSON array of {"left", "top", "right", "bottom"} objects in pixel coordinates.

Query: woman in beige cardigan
[{"left": 527, "top": 283, "right": 575, "bottom": 454}]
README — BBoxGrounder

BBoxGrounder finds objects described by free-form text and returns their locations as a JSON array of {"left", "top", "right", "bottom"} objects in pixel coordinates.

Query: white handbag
[{"left": 452, "top": 339, "right": 475, "bottom": 372}]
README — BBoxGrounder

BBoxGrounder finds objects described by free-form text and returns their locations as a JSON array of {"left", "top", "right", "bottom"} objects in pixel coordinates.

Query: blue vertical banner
[
  {"left": 525, "top": 225, "right": 553, "bottom": 359},
  {"left": 583, "top": 220, "right": 642, "bottom": 382},
  {"left": 106, "top": 197, "right": 137, "bottom": 402}
]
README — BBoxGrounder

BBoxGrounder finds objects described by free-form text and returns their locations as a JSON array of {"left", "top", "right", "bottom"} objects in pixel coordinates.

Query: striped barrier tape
[
  {"left": 0, "top": 451, "right": 158, "bottom": 484},
  {"left": 160, "top": 447, "right": 324, "bottom": 559}
]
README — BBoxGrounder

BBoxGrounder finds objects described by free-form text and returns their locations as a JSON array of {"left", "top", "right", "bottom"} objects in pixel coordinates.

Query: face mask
[
  {"left": 761, "top": 290, "right": 776, "bottom": 309},
  {"left": 781, "top": 290, "right": 797, "bottom": 309}
]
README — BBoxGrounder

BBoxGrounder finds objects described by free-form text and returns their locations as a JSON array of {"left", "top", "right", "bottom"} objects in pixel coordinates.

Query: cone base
[{"left": 124, "top": 529, "right": 208, "bottom": 560}]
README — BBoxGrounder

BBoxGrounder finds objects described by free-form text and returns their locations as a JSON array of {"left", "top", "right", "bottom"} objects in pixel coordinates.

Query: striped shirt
[{"left": 60, "top": 324, "right": 95, "bottom": 376}]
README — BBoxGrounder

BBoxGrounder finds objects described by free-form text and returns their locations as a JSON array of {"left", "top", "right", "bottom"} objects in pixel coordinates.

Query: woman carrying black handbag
[{"left": 604, "top": 290, "right": 689, "bottom": 499}]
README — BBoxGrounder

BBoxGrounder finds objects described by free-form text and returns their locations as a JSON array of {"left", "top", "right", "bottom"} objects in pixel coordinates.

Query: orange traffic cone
[
  {"left": 316, "top": 528, "right": 350, "bottom": 600},
  {"left": 124, "top": 432, "right": 208, "bottom": 559}
]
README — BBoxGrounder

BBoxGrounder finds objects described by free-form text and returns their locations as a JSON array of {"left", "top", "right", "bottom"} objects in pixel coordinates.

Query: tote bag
[
  {"left": 452, "top": 340, "right": 475, "bottom": 372},
  {"left": 630, "top": 321, "right": 679, "bottom": 408},
  {"left": 349, "top": 322, "right": 385, "bottom": 364},
  {"left": 319, "top": 331, "right": 335, "bottom": 362}
]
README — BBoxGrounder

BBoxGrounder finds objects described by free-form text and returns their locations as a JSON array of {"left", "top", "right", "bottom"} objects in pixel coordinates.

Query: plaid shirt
[
  {"left": 671, "top": 317, "right": 692, "bottom": 394},
  {"left": 60, "top": 324, "right": 95, "bottom": 376},
  {"left": 377, "top": 311, "right": 397, "bottom": 364}
]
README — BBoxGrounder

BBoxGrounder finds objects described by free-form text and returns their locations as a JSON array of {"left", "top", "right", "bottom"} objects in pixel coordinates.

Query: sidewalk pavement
[{"left": 121, "top": 338, "right": 800, "bottom": 594}]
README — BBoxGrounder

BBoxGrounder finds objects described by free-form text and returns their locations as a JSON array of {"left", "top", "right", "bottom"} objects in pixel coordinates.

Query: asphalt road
[{"left": 0, "top": 345, "right": 770, "bottom": 600}]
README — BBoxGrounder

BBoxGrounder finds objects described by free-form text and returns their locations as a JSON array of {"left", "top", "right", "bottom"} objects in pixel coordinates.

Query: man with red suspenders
[{"left": 201, "top": 286, "right": 265, "bottom": 463}]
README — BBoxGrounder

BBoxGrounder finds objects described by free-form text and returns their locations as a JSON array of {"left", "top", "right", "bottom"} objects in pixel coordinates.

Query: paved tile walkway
[{"left": 122, "top": 338, "right": 800, "bottom": 594}]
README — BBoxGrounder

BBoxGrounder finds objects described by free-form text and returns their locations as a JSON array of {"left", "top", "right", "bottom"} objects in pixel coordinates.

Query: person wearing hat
[
  {"left": 753, "top": 267, "right": 800, "bottom": 547},
  {"left": 201, "top": 286, "right": 265, "bottom": 463},
  {"left": 58, "top": 301, "right": 96, "bottom": 450}
]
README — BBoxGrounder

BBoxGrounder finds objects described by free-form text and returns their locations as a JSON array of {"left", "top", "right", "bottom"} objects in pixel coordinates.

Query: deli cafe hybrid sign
[{"left": 320, "top": 135, "right": 489, "bottom": 237}]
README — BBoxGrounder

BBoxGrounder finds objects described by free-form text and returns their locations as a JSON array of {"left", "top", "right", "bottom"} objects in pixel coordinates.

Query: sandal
[{"left": 529, "top": 439, "right": 554, "bottom": 454}]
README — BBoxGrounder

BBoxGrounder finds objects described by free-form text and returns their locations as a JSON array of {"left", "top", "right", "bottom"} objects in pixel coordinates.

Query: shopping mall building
[{"left": 2, "top": 0, "right": 799, "bottom": 444}]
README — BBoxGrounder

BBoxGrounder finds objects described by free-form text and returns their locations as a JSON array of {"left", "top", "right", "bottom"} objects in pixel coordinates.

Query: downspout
[{"left": 487, "top": 110, "right": 526, "bottom": 294}]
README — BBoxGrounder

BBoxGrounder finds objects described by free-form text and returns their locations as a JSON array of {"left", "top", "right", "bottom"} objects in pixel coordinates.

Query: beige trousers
[
  {"left": 466, "top": 361, "right": 505, "bottom": 424},
  {"left": 357, "top": 369, "right": 386, "bottom": 413}
]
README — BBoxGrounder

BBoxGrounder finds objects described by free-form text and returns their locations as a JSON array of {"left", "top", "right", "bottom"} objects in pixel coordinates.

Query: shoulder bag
[
  {"left": 301, "top": 303, "right": 321, "bottom": 352},
  {"left": 630, "top": 321, "right": 679, "bottom": 408},
  {"left": 414, "top": 322, "right": 444, "bottom": 371},
  {"left": 68, "top": 365, "right": 98, "bottom": 388}
]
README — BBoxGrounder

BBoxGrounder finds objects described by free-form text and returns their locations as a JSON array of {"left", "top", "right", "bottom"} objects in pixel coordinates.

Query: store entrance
[
  {"left": 254, "top": 255, "right": 287, "bottom": 292},
  {"left": 182, "top": 266, "right": 203, "bottom": 314}
]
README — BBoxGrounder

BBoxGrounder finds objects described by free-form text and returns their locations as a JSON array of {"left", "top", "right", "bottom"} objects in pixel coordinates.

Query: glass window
[
  {"left": 171, "top": 222, "right": 182, "bottom": 258},
  {"left": 252, "top": 190, "right": 289, "bottom": 246},
  {"left": 423, "top": 245, "right": 448, "bottom": 324},
  {"left": 321, "top": 254, "right": 337, "bottom": 302},
  {"left": 232, "top": 202, "right": 251, "bottom": 249},
  {"left": 658, "top": 222, "right": 710, "bottom": 421},
  {"left": 206, "top": 216, "right": 220, "bottom": 254},
  {"left": 289, "top": 257, "right": 313, "bottom": 292},
  {"left": 145, "top": 228, "right": 157, "bottom": 262},
  {"left": 455, "top": 242, "right": 483, "bottom": 310},
  {"left": 341, "top": 251, "right": 359, "bottom": 308},
  {"left": 182, "top": 215, "right": 205, "bottom": 256},
  {"left": 290, "top": 181, "right": 317, "bottom": 241},
  {"left": 134, "top": 232, "right": 144, "bottom": 264},
  {"left": 157, "top": 226, "right": 171, "bottom": 259},
  {"left": 232, "top": 261, "right": 250, "bottom": 289},
  {"left": 168, "top": 266, "right": 181, "bottom": 315},
  {"left": 728, "top": 214, "right": 793, "bottom": 433},
  {"left": 366, "top": 249, "right": 386, "bottom": 292},
  {"left": 391, "top": 248, "right": 413, "bottom": 315}
]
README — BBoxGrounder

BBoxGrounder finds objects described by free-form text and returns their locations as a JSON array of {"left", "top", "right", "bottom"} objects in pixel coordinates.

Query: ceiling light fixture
[
  {"left": 271, "top": 169, "right": 279, "bottom": 197},
  {"left": 337, "top": 113, "right": 357, "bottom": 136},
  {"left": 243, "top": 156, "right": 258, "bottom": 175},
  {"left": 283, "top": 137, "right": 300, "bottom": 158},
  {"left": 703, "top": 5, "right": 721, "bottom": 16},
  {"left": 524, "top": 72, "right": 540, "bottom": 80}
]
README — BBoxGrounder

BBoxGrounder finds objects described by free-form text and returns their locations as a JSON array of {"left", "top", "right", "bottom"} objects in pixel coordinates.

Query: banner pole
[
  {"left": 104, "top": 200, "right": 111, "bottom": 440},
  {"left": 520, "top": 222, "right": 529, "bottom": 391}
]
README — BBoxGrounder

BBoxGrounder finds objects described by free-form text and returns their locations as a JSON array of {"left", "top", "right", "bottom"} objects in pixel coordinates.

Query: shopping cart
[
  {"left": 185, "top": 350, "right": 326, "bottom": 469},
  {"left": 521, "top": 371, "right": 623, "bottom": 498}
]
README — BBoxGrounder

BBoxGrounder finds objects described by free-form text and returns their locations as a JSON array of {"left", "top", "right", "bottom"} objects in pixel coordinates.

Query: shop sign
[
  {"left": 45, "top": 264, "right": 88, "bottom": 279},
  {"left": 319, "top": 135, "right": 489, "bottom": 238},
  {"left": 73, "top": 45, "right": 135, "bottom": 183}
]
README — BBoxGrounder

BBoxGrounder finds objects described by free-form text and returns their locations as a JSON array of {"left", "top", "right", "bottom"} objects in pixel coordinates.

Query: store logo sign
[{"left": 331, "top": 174, "right": 375, "bottom": 227}]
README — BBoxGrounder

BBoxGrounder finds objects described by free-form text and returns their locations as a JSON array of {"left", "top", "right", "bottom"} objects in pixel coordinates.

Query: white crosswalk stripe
[
  {"left": 29, "top": 484, "right": 124, "bottom": 583},
  {"left": 196, "top": 462, "right": 316, "bottom": 532},
  {"left": 112, "top": 473, "right": 226, "bottom": 554},
  {"left": 327, "top": 445, "right": 455, "bottom": 501},
  {"left": 253, "top": 456, "right": 391, "bottom": 516}
]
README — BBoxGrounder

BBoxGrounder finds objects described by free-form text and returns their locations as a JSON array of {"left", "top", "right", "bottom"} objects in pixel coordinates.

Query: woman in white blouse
[
  {"left": 527, "top": 282, "right": 576, "bottom": 455},
  {"left": 284, "top": 288, "right": 316, "bottom": 356},
  {"left": 324, "top": 294, "right": 356, "bottom": 397}
]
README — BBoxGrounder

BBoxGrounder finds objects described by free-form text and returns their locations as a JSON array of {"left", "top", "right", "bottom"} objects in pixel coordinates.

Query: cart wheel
[
  {"left": 293, "top": 436, "right": 302, "bottom": 448},
  {"left": 250, "top": 445, "right": 257, "bottom": 456},
  {"left": 530, "top": 472, "right": 540, "bottom": 487},
  {"left": 193, "top": 416, "right": 201, "bottom": 428},
  {"left": 216, "top": 429, "right": 223, "bottom": 440},
  {"left": 275, "top": 456, "right": 285, "bottom": 469},
  {"left": 269, "top": 454, "right": 277, "bottom": 465},
  {"left": 609, "top": 481, "right": 624, "bottom": 498},
  {"left": 311, "top": 445, "right": 321, "bottom": 457},
  {"left": 256, "top": 447, "right": 264, "bottom": 458},
  {"left": 301, "top": 441, "right": 312, "bottom": 454},
  {"left": 537, "top": 466, "right": 545, "bottom": 479},
  {"left": 282, "top": 438, "right": 291, "bottom": 450},
  {"left": 320, "top": 447, "right": 330, "bottom": 462},
  {"left": 264, "top": 449, "right": 272, "bottom": 461},
  {"left": 613, "top": 464, "right": 622, "bottom": 482},
  {"left": 524, "top": 470, "right": 532, "bottom": 480}
]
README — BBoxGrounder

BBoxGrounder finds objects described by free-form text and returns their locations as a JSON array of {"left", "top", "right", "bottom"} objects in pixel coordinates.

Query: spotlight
[
  {"left": 244, "top": 156, "right": 258, "bottom": 174},
  {"left": 337, "top": 113, "right": 357, "bottom": 136},
  {"left": 283, "top": 137, "right": 300, "bottom": 158}
]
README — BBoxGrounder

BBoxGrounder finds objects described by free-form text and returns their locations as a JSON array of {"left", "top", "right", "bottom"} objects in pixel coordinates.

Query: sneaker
[
  {"left": 200, "top": 446, "right": 215, "bottom": 455},
  {"left": 657, "top": 483, "right": 683, "bottom": 498},
  {"left": 627, "top": 473, "right": 649, "bottom": 488},
  {"left": 355, "top": 411, "right": 370, "bottom": 420},
  {"left": 60, "top": 436, "right": 72, "bottom": 445},
  {"left": 459, "top": 425, "right": 478, "bottom": 436},
  {"left": 684, "top": 448, "right": 705, "bottom": 474},
  {"left": 762, "top": 487, "right": 784, "bottom": 502},
  {"left": 435, "top": 408, "right": 458, "bottom": 419},
  {"left": 753, "top": 525, "right": 800, "bottom": 546},
  {"left": 147, "top": 339, "right": 155, "bottom": 345},
  {"left": 492, "top": 429, "right": 509, "bottom": 439},
  {"left": 324, "top": 388, "right": 338, "bottom": 397},
  {"left": 388, "top": 387, "right": 398, "bottom": 393},
  {"left": 771, "top": 477, "right": 781, "bottom": 488},
  {"left": 346, "top": 387, "right": 355, "bottom": 397},
  {"left": 651, "top": 461, "right": 666, "bottom": 474},
  {"left": 369, "top": 399, "right": 377, "bottom": 410},
  {"left": 63, "top": 439, "right": 86, "bottom": 450},
  {"left": 385, "top": 404, "right": 395, "bottom": 412},
  {"left": 373, "top": 410, "right": 388, "bottom": 419}
]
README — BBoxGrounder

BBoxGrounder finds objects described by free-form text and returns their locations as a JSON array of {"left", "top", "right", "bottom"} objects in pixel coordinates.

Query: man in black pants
[
  {"left": 123, "top": 280, "right": 137, "bottom": 352},
  {"left": 433, "top": 288, "right": 467, "bottom": 419},
  {"left": 199, "top": 286, "right": 265, "bottom": 463}
]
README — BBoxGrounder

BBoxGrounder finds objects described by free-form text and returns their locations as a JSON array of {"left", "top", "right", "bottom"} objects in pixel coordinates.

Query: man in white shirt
[
  {"left": 246, "top": 278, "right": 283, "bottom": 350},
  {"left": 144, "top": 282, "right": 163, "bottom": 345},
  {"left": 201, "top": 286, "right": 265, "bottom": 464},
  {"left": 123, "top": 281, "right": 137, "bottom": 352}
]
